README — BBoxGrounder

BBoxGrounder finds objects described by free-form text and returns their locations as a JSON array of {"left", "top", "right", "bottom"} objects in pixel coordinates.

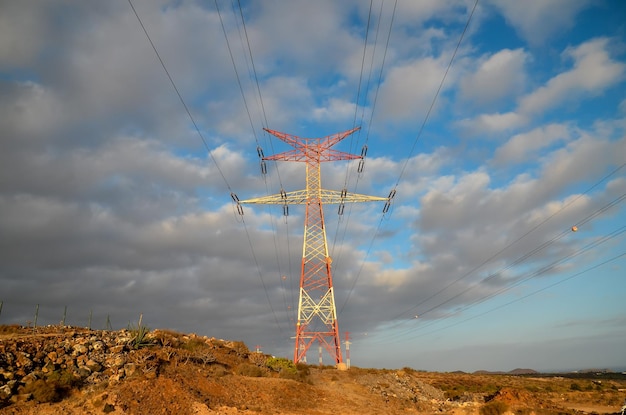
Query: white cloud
[
  {"left": 519, "top": 38, "right": 626, "bottom": 115},
  {"left": 459, "top": 48, "right": 528, "bottom": 108},
  {"left": 457, "top": 37, "right": 625, "bottom": 137},
  {"left": 376, "top": 57, "right": 450, "bottom": 122},
  {"left": 457, "top": 111, "right": 527, "bottom": 136},
  {"left": 487, "top": 0, "right": 593, "bottom": 45},
  {"left": 313, "top": 98, "right": 356, "bottom": 122},
  {"left": 494, "top": 123, "right": 572, "bottom": 166}
]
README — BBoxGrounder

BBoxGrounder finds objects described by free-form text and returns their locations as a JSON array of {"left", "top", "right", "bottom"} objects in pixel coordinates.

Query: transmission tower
[{"left": 240, "top": 127, "right": 387, "bottom": 364}]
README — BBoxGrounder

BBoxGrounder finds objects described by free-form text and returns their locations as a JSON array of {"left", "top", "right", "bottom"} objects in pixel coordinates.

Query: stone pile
[{"left": 0, "top": 327, "right": 146, "bottom": 405}]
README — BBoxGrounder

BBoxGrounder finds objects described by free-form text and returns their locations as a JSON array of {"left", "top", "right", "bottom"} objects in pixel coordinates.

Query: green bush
[
  {"left": 266, "top": 357, "right": 297, "bottom": 375},
  {"left": 570, "top": 382, "right": 582, "bottom": 391},
  {"left": 479, "top": 400, "right": 509, "bottom": 415}
]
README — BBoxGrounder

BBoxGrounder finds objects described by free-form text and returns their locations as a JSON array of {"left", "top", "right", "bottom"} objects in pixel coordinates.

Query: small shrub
[
  {"left": 230, "top": 341, "right": 249, "bottom": 357},
  {"left": 23, "top": 379, "right": 63, "bottom": 403},
  {"left": 249, "top": 352, "right": 268, "bottom": 366},
  {"left": 129, "top": 315, "right": 153, "bottom": 349},
  {"left": 570, "top": 382, "right": 582, "bottom": 391},
  {"left": 296, "top": 363, "right": 310, "bottom": 376},
  {"left": 235, "top": 363, "right": 264, "bottom": 377},
  {"left": 210, "top": 366, "right": 229, "bottom": 377},
  {"left": 46, "top": 369, "right": 80, "bottom": 389},
  {"left": 153, "top": 330, "right": 184, "bottom": 347},
  {"left": 130, "top": 326, "right": 152, "bottom": 349},
  {"left": 479, "top": 400, "right": 509, "bottom": 415},
  {"left": 0, "top": 325, "right": 21, "bottom": 334},
  {"left": 181, "top": 337, "right": 208, "bottom": 352}
]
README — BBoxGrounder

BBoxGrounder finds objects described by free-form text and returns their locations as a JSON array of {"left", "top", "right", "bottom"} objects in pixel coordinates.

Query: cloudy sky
[{"left": 1, "top": 0, "right": 625, "bottom": 372}]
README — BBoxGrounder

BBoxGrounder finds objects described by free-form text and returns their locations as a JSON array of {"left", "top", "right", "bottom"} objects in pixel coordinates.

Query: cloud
[
  {"left": 457, "top": 112, "right": 528, "bottom": 136},
  {"left": 457, "top": 37, "right": 625, "bottom": 137},
  {"left": 493, "top": 123, "right": 572, "bottom": 166},
  {"left": 518, "top": 38, "right": 626, "bottom": 115},
  {"left": 376, "top": 56, "right": 450, "bottom": 122},
  {"left": 487, "top": 0, "right": 593, "bottom": 45},
  {"left": 458, "top": 48, "right": 528, "bottom": 108},
  {"left": 414, "top": 130, "right": 625, "bottom": 299},
  {"left": 0, "top": 2, "right": 49, "bottom": 68},
  {"left": 312, "top": 97, "right": 356, "bottom": 122}
]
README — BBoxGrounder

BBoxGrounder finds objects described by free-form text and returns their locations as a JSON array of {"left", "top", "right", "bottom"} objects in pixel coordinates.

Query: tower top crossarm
[
  {"left": 241, "top": 188, "right": 387, "bottom": 205},
  {"left": 262, "top": 127, "right": 363, "bottom": 163}
]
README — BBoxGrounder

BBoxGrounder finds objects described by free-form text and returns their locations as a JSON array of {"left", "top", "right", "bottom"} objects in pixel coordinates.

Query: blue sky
[{"left": 0, "top": 0, "right": 625, "bottom": 372}]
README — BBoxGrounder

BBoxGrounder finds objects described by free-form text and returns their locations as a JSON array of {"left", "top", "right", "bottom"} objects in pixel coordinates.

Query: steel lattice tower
[{"left": 241, "top": 127, "right": 386, "bottom": 364}]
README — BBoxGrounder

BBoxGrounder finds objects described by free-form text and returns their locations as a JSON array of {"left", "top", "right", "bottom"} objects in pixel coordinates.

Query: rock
[
  {"left": 86, "top": 359, "right": 102, "bottom": 373},
  {"left": 91, "top": 341, "right": 105, "bottom": 352},
  {"left": 20, "top": 372, "right": 38, "bottom": 385},
  {"left": 0, "top": 384, "right": 12, "bottom": 400},
  {"left": 123, "top": 363, "right": 136, "bottom": 378},
  {"left": 72, "top": 344, "right": 88, "bottom": 356},
  {"left": 105, "top": 355, "right": 126, "bottom": 369},
  {"left": 15, "top": 352, "right": 33, "bottom": 370},
  {"left": 9, "top": 393, "right": 32, "bottom": 404},
  {"left": 0, "top": 369, "right": 14, "bottom": 381},
  {"left": 85, "top": 372, "right": 106, "bottom": 385},
  {"left": 41, "top": 361, "right": 56, "bottom": 374},
  {"left": 109, "top": 345, "right": 125, "bottom": 354},
  {"left": 77, "top": 366, "right": 92, "bottom": 379}
]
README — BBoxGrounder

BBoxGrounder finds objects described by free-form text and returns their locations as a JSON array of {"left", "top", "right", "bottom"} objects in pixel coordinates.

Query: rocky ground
[{"left": 1, "top": 325, "right": 625, "bottom": 414}]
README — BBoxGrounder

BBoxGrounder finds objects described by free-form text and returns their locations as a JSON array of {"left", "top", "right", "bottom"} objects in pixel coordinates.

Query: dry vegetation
[{"left": 1, "top": 325, "right": 625, "bottom": 414}]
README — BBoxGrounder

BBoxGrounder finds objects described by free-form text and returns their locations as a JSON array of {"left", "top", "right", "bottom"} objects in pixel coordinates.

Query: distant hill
[
  {"left": 473, "top": 368, "right": 539, "bottom": 375},
  {"left": 509, "top": 368, "right": 539, "bottom": 375}
]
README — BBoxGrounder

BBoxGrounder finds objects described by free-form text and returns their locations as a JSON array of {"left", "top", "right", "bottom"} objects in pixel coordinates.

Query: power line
[
  {"left": 386, "top": 170, "right": 626, "bottom": 327},
  {"left": 372, "top": 193, "right": 626, "bottom": 344},
  {"left": 127, "top": 0, "right": 286, "bottom": 335},
  {"left": 402, "top": 250, "right": 626, "bottom": 341},
  {"left": 214, "top": 0, "right": 258, "bottom": 147},
  {"left": 392, "top": 0, "right": 479, "bottom": 190},
  {"left": 127, "top": 0, "right": 232, "bottom": 191},
  {"left": 338, "top": 0, "right": 478, "bottom": 317},
  {"left": 332, "top": 0, "right": 396, "bottom": 289},
  {"left": 230, "top": 0, "right": 296, "bottom": 326},
  {"left": 409, "top": 225, "right": 626, "bottom": 335}
]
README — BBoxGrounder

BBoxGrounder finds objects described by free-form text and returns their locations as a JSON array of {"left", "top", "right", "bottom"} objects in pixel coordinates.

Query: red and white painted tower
[{"left": 241, "top": 127, "right": 385, "bottom": 364}]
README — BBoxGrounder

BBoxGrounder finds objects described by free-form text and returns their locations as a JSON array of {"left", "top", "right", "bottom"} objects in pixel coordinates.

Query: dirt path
[{"left": 560, "top": 403, "right": 622, "bottom": 414}]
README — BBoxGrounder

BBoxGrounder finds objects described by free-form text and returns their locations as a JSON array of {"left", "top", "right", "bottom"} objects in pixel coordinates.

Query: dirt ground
[{"left": 1, "top": 326, "right": 625, "bottom": 415}]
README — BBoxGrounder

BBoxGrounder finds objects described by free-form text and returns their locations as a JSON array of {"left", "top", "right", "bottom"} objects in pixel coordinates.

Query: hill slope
[{"left": 1, "top": 325, "right": 624, "bottom": 414}]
